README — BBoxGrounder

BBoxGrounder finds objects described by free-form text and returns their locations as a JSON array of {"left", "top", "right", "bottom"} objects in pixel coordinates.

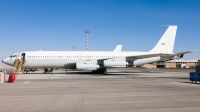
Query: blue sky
[{"left": 0, "top": 0, "right": 200, "bottom": 65}]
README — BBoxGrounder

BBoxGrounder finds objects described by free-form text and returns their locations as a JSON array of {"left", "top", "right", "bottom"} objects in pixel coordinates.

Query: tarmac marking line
[{"left": 24, "top": 81, "right": 30, "bottom": 84}]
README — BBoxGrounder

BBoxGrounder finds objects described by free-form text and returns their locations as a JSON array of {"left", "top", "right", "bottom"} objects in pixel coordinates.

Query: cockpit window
[{"left": 9, "top": 55, "right": 16, "bottom": 58}]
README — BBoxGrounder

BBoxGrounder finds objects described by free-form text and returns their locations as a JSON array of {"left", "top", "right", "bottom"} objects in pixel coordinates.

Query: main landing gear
[
  {"left": 44, "top": 68, "right": 54, "bottom": 73},
  {"left": 92, "top": 69, "right": 107, "bottom": 74}
]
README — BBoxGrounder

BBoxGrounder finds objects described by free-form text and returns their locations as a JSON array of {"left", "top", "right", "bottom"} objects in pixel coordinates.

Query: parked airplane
[{"left": 2, "top": 26, "right": 195, "bottom": 74}]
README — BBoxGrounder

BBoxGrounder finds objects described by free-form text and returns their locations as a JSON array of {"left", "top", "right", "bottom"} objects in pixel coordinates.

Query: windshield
[{"left": 9, "top": 55, "right": 16, "bottom": 58}]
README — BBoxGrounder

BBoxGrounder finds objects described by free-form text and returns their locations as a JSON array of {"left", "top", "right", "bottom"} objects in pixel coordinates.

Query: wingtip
[{"left": 190, "top": 50, "right": 198, "bottom": 52}]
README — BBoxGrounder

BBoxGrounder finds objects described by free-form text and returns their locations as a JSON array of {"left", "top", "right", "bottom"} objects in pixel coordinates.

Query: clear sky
[{"left": 0, "top": 0, "right": 200, "bottom": 65}]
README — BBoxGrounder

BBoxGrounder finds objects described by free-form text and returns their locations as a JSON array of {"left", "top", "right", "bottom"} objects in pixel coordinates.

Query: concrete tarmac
[{"left": 0, "top": 68, "right": 200, "bottom": 112}]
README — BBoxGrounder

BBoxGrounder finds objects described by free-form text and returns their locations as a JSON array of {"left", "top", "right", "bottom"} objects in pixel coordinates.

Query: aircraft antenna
[
  {"left": 84, "top": 30, "right": 90, "bottom": 51},
  {"left": 72, "top": 46, "right": 76, "bottom": 51}
]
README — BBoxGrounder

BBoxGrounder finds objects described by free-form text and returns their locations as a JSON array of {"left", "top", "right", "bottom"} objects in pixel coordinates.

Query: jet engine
[
  {"left": 103, "top": 58, "right": 134, "bottom": 68},
  {"left": 76, "top": 63, "right": 100, "bottom": 70}
]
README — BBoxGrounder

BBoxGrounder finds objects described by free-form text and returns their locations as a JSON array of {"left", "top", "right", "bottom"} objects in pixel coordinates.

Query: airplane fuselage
[{"left": 4, "top": 51, "right": 165, "bottom": 69}]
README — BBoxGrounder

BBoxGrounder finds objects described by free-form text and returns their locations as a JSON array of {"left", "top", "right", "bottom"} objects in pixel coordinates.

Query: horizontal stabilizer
[{"left": 173, "top": 50, "right": 197, "bottom": 56}]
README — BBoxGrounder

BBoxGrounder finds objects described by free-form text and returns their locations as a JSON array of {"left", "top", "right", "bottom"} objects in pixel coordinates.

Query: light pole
[
  {"left": 84, "top": 30, "right": 90, "bottom": 51},
  {"left": 72, "top": 46, "right": 76, "bottom": 51}
]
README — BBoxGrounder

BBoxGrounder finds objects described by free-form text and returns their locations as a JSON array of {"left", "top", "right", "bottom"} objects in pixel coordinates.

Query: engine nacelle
[
  {"left": 104, "top": 59, "right": 134, "bottom": 68},
  {"left": 76, "top": 63, "right": 100, "bottom": 70}
]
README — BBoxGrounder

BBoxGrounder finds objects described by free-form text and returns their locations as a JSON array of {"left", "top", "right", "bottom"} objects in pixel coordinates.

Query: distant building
[
  {"left": 166, "top": 59, "right": 198, "bottom": 68},
  {"left": 0, "top": 66, "right": 13, "bottom": 70},
  {"left": 143, "top": 59, "right": 198, "bottom": 68},
  {"left": 143, "top": 64, "right": 157, "bottom": 69}
]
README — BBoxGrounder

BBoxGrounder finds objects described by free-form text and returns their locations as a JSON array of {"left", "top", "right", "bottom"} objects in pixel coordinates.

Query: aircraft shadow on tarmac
[
  {"left": 26, "top": 71, "right": 144, "bottom": 76},
  {"left": 118, "top": 71, "right": 163, "bottom": 73},
  {"left": 67, "top": 72, "right": 144, "bottom": 76}
]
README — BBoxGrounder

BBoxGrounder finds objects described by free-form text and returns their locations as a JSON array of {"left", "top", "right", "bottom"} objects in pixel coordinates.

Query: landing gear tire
[
  {"left": 92, "top": 70, "right": 100, "bottom": 74},
  {"left": 92, "top": 69, "right": 107, "bottom": 74},
  {"left": 44, "top": 68, "right": 48, "bottom": 73},
  {"left": 23, "top": 68, "right": 29, "bottom": 74},
  {"left": 102, "top": 69, "right": 107, "bottom": 74},
  {"left": 25, "top": 70, "right": 29, "bottom": 74},
  {"left": 24, "top": 69, "right": 29, "bottom": 74},
  {"left": 92, "top": 70, "right": 97, "bottom": 73}
]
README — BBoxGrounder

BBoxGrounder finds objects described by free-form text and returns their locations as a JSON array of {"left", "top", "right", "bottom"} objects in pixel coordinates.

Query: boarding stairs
[{"left": 13, "top": 54, "right": 26, "bottom": 75}]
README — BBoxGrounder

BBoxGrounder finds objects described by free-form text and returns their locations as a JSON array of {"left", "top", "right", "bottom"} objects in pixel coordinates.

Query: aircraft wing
[
  {"left": 126, "top": 53, "right": 173, "bottom": 60},
  {"left": 126, "top": 50, "right": 196, "bottom": 60},
  {"left": 92, "top": 53, "right": 176, "bottom": 61},
  {"left": 77, "top": 50, "right": 196, "bottom": 63}
]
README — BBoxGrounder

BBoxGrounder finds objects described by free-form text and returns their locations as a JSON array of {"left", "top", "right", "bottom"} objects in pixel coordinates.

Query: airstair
[{"left": 13, "top": 53, "right": 26, "bottom": 75}]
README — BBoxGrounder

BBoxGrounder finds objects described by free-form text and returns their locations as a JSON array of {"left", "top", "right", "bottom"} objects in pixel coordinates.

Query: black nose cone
[{"left": 2, "top": 60, "right": 4, "bottom": 63}]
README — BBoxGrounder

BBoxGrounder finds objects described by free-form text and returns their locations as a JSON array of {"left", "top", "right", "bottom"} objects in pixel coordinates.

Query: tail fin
[
  {"left": 149, "top": 26, "right": 177, "bottom": 53},
  {"left": 114, "top": 45, "right": 122, "bottom": 52}
]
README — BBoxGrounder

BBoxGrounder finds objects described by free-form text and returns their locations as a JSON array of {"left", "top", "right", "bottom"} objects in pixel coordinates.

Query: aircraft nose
[
  {"left": 2, "top": 59, "right": 6, "bottom": 64},
  {"left": 2, "top": 58, "right": 14, "bottom": 66}
]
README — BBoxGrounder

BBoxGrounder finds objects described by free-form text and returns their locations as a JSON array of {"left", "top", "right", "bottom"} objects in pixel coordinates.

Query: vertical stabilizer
[
  {"left": 149, "top": 26, "right": 177, "bottom": 53},
  {"left": 114, "top": 45, "right": 122, "bottom": 52}
]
